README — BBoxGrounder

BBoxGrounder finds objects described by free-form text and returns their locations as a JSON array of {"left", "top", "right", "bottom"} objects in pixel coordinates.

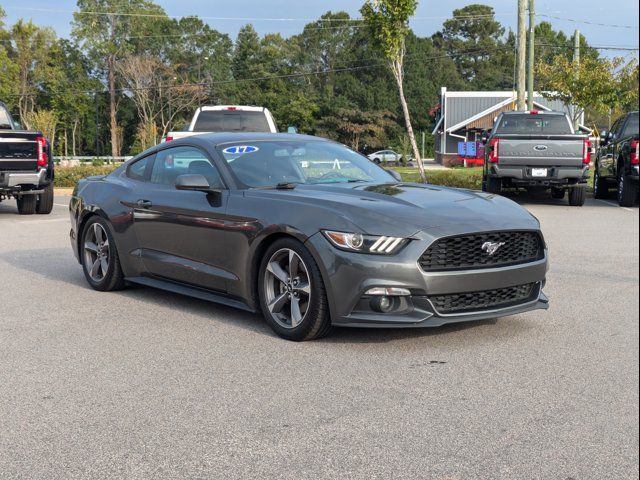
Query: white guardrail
[{"left": 54, "top": 156, "right": 133, "bottom": 166}]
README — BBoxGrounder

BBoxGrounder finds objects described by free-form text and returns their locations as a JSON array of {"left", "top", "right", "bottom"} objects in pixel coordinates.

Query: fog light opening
[{"left": 370, "top": 295, "right": 401, "bottom": 314}]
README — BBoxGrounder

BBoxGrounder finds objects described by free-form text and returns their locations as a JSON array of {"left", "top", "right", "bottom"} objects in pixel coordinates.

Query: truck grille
[
  {"left": 419, "top": 231, "right": 543, "bottom": 272},
  {"left": 429, "top": 283, "right": 538, "bottom": 315}
]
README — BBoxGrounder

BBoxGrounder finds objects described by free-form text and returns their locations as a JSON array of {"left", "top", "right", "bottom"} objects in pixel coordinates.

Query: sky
[{"left": 1, "top": 0, "right": 639, "bottom": 56}]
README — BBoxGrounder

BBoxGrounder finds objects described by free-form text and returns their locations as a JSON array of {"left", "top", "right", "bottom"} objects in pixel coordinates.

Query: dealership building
[{"left": 431, "top": 88, "right": 587, "bottom": 166}]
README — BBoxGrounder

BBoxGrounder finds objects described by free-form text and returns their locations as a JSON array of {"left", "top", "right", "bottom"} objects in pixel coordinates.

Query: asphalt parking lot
[{"left": 0, "top": 193, "right": 638, "bottom": 480}]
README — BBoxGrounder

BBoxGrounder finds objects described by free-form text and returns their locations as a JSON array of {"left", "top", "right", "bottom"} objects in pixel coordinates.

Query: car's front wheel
[
  {"left": 258, "top": 238, "right": 331, "bottom": 341},
  {"left": 81, "top": 216, "right": 126, "bottom": 292}
]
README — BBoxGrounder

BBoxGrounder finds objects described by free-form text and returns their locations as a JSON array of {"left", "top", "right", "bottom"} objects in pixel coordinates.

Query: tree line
[{"left": 0, "top": 2, "right": 637, "bottom": 159}]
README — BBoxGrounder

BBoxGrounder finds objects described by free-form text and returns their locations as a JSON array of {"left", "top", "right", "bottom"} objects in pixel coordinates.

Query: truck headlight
[{"left": 322, "top": 230, "right": 408, "bottom": 254}]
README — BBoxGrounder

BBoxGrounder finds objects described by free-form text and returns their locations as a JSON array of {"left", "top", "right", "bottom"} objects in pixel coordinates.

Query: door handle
[{"left": 136, "top": 199, "right": 153, "bottom": 208}]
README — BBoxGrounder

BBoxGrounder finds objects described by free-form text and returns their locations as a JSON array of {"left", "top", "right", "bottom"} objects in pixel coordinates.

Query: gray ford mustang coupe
[{"left": 69, "top": 133, "right": 549, "bottom": 340}]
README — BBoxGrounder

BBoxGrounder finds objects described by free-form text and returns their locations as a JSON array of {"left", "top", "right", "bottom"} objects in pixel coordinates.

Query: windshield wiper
[{"left": 255, "top": 182, "right": 300, "bottom": 190}]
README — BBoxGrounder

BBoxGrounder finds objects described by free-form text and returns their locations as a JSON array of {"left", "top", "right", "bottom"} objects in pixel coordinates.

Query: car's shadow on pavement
[{"left": 1, "top": 247, "right": 534, "bottom": 343}]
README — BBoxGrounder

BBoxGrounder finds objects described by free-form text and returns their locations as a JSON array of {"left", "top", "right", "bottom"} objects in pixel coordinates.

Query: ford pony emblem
[{"left": 482, "top": 241, "right": 506, "bottom": 256}]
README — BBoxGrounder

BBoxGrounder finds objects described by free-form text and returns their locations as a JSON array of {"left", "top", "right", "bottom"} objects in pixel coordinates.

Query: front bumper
[
  {"left": 488, "top": 164, "right": 589, "bottom": 186},
  {"left": 306, "top": 230, "right": 549, "bottom": 328}
]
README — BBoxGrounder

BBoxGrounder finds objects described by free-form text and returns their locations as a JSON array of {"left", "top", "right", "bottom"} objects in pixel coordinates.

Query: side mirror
[
  {"left": 387, "top": 169, "right": 403, "bottom": 182},
  {"left": 481, "top": 130, "right": 490, "bottom": 143},
  {"left": 287, "top": 126, "right": 298, "bottom": 134},
  {"left": 599, "top": 131, "right": 608, "bottom": 145},
  {"left": 175, "top": 174, "right": 218, "bottom": 193}
]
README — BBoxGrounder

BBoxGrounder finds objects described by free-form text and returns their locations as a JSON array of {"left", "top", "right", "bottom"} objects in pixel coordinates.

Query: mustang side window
[
  {"left": 126, "top": 154, "right": 155, "bottom": 181},
  {"left": 151, "top": 146, "right": 223, "bottom": 188}
]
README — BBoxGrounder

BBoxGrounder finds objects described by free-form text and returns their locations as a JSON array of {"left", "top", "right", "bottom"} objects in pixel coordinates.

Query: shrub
[
  {"left": 395, "top": 167, "right": 483, "bottom": 190},
  {"left": 54, "top": 165, "right": 120, "bottom": 188}
]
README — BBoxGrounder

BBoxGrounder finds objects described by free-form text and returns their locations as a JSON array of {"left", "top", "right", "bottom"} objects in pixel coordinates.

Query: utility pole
[
  {"left": 527, "top": 0, "right": 536, "bottom": 111},
  {"left": 421, "top": 131, "right": 425, "bottom": 160},
  {"left": 517, "top": 0, "right": 527, "bottom": 110},
  {"left": 573, "top": 30, "right": 581, "bottom": 129}
]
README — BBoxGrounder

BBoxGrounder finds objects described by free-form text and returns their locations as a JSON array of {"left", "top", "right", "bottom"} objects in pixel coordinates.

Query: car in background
[
  {"left": 367, "top": 150, "right": 402, "bottom": 165},
  {"left": 0, "top": 101, "right": 54, "bottom": 215},
  {"left": 594, "top": 111, "right": 639, "bottom": 207},
  {"left": 69, "top": 132, "right": 549, "bottom": 341},
  {"left": 482, "top": 110, "right": 591, "bottom": 207},
  {"left": 164, "top": 106, "right": 278, "bottom": 142}
]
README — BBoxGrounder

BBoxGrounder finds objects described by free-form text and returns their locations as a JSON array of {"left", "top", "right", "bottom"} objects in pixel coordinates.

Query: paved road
[{"left": 0, "top": 194, "right": 638, "bottom": 480}]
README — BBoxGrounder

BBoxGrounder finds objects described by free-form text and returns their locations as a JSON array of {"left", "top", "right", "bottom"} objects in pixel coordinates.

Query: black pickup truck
[
  {"left": 594, "top": 111, "right": 639, "bottom": 207},
  {"left": 482, "top": 110, "right": 591, "bottom": 206},
  {"left": 0, "top": 102, "right": 54, "bottom": 214}
]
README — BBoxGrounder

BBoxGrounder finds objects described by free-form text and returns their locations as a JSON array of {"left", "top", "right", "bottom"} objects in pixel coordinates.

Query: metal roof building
[{"left": 432, "top": 88, "right": 584, "bottom": 166}]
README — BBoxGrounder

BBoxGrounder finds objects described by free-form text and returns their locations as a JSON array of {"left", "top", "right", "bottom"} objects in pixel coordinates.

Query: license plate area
[{"left": 531, "top": 168, "right": 548, "bottom": 177}]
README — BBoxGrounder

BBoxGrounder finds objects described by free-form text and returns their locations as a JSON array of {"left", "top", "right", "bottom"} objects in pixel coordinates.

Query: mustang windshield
[{"left": 217, "top": 140, "right": 396, "bottom": 188}]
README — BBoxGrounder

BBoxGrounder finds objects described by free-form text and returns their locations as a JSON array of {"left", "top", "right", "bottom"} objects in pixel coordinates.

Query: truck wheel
[
  {"left": 593, "top": 167, "right": 609, "bottom": 199},
  {"left": 36, "top": 184, "right": 54, "bottom": 214},
  {"left": 484, "top": 176, "right": 502, "bottom": 195},
  {"left": 551, "top": 188, "right": 565, "bottom": 200},
  {"left": 16, "top": 195, "right": 37, "bottom": 215},
  {"left": 618, "top": 170, "right": 638, "bottom": 207},
  {"left": 568, "top": 186, "right": 586, "bottom": 207}
]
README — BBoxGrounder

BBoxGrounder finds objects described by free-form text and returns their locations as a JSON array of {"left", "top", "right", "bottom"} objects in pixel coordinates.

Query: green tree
[
  {"left": 6, "top": 20, "right": 55, "bottom": 126},
  {"left": 361, "top": 0, "right": 426, "bottom": 181},
  {"left": 72, "top": 0, "right": 168, "bottom": 157},
  {"left": 537, "top": 56, "right": 638, "bottom": 126},
  {"left": 440, "top": 4, "right": 513, "bottom": 89}
]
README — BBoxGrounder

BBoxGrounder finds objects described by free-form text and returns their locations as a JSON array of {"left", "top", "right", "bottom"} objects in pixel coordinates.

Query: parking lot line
[{"left": 596, "top": 199, "right": 635, "bottom": 212}]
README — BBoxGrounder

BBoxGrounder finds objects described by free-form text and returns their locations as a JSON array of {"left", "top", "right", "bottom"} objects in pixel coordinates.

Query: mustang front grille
[
  {"left": 419, "top": 231, "right": 544, "bottom": 272},
  {"left": 429, "top": 283, "right": 538, "bottom": 315}
]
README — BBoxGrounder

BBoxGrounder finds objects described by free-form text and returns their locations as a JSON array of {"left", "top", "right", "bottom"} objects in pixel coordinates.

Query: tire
[
  {"left": 593, "top": 165, "right": 609, "bottom": 199},
  {"left": 551, "top": 187, "right": 565, "bottom": 200},
  {"left": 618, "top": 169, "right": 638, "bottom": 207},
  {"left": 484, "top": 175, "right": 502, "bottom": 195},
  {"left": 568, "top": 186, "right": 586, "bottom": 207},
  {"left": 258, "top": 238, "right": 331, "bottom": 341},
  {"left": 80, "top": 216, "right": 126, "bottom": 292},
  {"left": 36, "top": 184, "right": 54, "bottom": 214},
  {"left": 16, "top": 195, "right": 37, "bottom": 215}
]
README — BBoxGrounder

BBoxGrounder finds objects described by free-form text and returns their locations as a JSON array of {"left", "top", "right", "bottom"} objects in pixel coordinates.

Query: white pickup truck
[{"left": 165, "top": 106, "right": 278, "bottom": 142}]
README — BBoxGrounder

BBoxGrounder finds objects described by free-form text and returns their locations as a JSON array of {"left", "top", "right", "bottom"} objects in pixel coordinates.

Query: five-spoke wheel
[
  {"left": 259, "top": 238, "right": 331, "bottom": 341},
  {"left": 81, "top": 217, "right": 125, "bottom": 291},
  {"left": 84, "top": 222, "right": 110, "bottom": 282},
  {"left": 263, "top": 248, "right": 312, "bottom": 329}
]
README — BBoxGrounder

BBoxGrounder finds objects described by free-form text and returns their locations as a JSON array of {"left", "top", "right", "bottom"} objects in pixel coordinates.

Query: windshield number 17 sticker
[{"left": 222, "top": 145, "right": 259, "bottom": 155}]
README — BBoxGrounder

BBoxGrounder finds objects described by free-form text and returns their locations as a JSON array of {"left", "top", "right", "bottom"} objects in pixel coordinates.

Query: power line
[
  {"left": 538, "top": 14, "right": 638, "bottom": 30},
  {"left": 2, "top": 46, "right": 507, "bottom": 98}
]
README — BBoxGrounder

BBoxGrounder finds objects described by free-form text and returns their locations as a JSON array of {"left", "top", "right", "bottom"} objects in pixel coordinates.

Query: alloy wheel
[
  {"left": 83, "top": 223, "right": 110, "bottom": 282},
  {"left": 263, "top": 248, "right": 311, "bottom": 329}
]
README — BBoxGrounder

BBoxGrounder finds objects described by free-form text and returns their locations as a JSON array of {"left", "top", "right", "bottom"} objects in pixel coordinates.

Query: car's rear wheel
[
  {"left": 81, "top": 216, "right": 125, "bottom": 292},
  {"left": 36, "top": 184, "right": 54, "bottom": 214},
  {"left": 258, "top": 238, "right": 331, "bottom": 341},
  {"left": 618, "top": 169, "right": 638, "bottom": 207},
  {"left": 568, "top": 186, "right": 586, "bottom": 207},
  {"left": 551, "top": 187, "right": 565, "bottom": 200},
  {"left": 16, "top": 194, "right": 37, "bottom": 215},
  {"left": 593, "top": 165, "right": 609, "bottom": 199}
]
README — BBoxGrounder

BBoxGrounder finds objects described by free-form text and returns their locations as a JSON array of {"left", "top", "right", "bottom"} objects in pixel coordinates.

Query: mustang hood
[{"left": 255, "top": 182, "right": 540, "bottom": 238}]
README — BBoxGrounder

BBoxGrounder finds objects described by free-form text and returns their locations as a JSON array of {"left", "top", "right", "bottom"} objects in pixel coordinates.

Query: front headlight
[{"left": 322, "top": 230, "right": 408, "bottom": 255}]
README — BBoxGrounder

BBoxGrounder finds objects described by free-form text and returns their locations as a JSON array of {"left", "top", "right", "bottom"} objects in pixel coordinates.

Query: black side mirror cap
[{"left": 175, "top": 174, "right": 219, "bottom": 193}]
